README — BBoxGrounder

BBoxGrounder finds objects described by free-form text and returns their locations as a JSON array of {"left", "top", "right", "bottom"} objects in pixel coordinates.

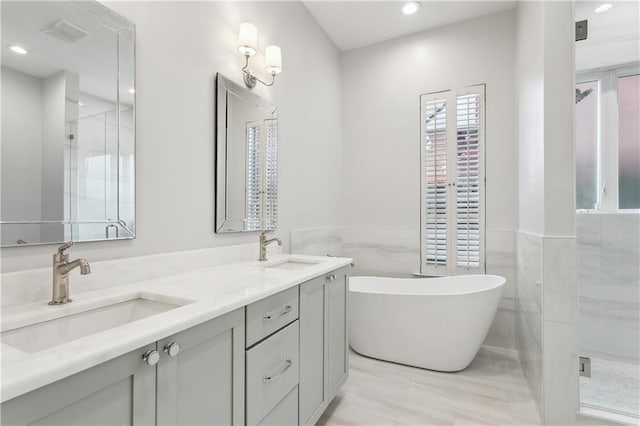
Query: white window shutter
[
  {"left": 455, "top": 92, "right": 484, "bottom": 271},
  {"left": 421, "top": 85, "right": 485, "bottom": 275},
  {"left": 421, "top": 94, "right": 449, "bottom": 274}
]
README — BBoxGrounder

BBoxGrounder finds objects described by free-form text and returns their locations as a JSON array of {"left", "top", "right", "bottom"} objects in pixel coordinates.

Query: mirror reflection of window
[
  {"left": 264, "top": 119, "right": 278, "bottom": 230},
  {"left": 246, "top": 123, "right": 262, "bottom": 232},
  {"left": 215, "top": 74, "right": 278, "bottom": 233}
]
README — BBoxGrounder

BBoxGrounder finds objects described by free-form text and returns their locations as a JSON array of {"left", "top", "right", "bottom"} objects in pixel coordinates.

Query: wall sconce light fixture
[{"left": 238, "top": 22, "right": 282, "bottom": 89}]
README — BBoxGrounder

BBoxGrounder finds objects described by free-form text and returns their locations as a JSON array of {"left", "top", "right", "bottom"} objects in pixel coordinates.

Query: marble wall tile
[
  {"left": 540, "top": 237, "right": 579, "bottom": 425},
  {"left": 577, "top": 213, "right": 602, "bottom": 288},
  {"left": 543, "top": 320, "right": 579, "bottom": 425},
  {"left": 516, "top": 302, "right": 544, "bottom": 422},
  {"left": 289, "top": 227, "right": 342, "bottom": 256},
  {"left": 485, "top": 297, "right": 516, "bottom": 349},
  {"left": 517, "top": 232, "right": 543, "bottom": 348},
  {"left": 486, "top": 230, "right": 517, "bottom": 274},
  {"left": 577, "top": 212, "right": 640, "bottom": 361},
  {"left": 543, "top": 237, "right": 578, "bottom": 324},
  {"left": 516, "top": 231, "right": 544, "bottom": 420},
  {"left": 1, "top": 243, "right": 278, "bottom": 308},
  {"left": 486, "top": 229, "right": 517, "bottom": 294},
  {"left": 580, "top": 283, "right": 639, "bottom": 361},
  {"left": 601, "top": 213, "right": 640, "bottom": 288},
  {"left": 485, "top": 229, "right": 518, "bottom": 349},
  {"left": 341, "top": 227, "right": 420, "bottom": 276}
]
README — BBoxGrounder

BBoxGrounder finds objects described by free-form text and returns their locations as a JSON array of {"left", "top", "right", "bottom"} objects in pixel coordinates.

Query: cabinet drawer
[
  {"left": 246, "top": 286, "right": 298, "bottom": 347},
  {"left": 257, "top": 386, "right": 298, "bottom": 426},
  {"left": 246, "top": 321, "right": 299, "bottom": 425}
]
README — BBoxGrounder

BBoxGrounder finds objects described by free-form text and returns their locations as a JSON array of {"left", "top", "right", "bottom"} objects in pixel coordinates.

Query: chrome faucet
[
  {"left": 259, "top": 231, "right": 282, "bottom": 261},
  {"left": 49, "top": 242, "right": 91, "bottom": 305}
]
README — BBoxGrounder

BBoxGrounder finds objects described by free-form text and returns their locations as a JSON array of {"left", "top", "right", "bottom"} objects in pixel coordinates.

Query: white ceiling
[
  {"left": 575, "top": 0, "right": 640, "bottom": 71},
  {"left": 1, "top": 1, "right": 134, "bottom": 104},
  {"left": 303, "top": 1, "right": 517, "bottom": 51}
]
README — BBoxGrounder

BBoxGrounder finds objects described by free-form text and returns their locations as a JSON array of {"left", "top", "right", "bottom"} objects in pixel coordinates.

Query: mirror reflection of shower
[
  {"left": 575, "top": 1, "right": 640, "bottom": 421},
  {"left": 68, "top": 93, "right": 134, "bottom": 241},
  {"left": 0, "top": 0, "right": 136, "bottom": 246}
]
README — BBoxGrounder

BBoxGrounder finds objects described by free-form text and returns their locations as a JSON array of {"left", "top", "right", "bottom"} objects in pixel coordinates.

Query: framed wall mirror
[
  {"left": 1, "top": 0, "right": 135, "bottom": 247},
  {"left": 215, "top": 74, "right": 278, "bottom": 233}
]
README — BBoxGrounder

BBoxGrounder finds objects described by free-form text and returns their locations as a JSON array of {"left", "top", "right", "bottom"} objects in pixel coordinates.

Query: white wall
[
  {"left": 40, "top": 72, "right": 69, "bottom": 244},
  {"left": 341, "top": 9, "right": 517, "bottom": 232},
  {"left": 1, "top": 67, "right": 43, "bottom": 222},
  {"left": 516, "top": 2, "right": 545, "bottom": 236},
  {"left": 338, "top": 9, "right": 518, "bottom": 348},
  {"left": 1, "top": 67, "right": 44, "bottom": 246},
  {"left": 0, "top": 1, "right": 342, "bottom": 272}
]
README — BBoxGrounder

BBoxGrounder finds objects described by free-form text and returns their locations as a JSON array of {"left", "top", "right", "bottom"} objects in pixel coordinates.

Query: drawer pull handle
[
  {"left": 263, "top": 358, "right": 292, "bottom": 382},
  {"left": 263, "top": 304, "right": 292, "bottom": 320},
  {"left": 326, "top": 274, "right": 336, "bottom": 282}
]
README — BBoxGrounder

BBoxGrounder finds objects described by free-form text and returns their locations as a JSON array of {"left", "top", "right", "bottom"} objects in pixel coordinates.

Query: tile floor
[
  {"left": 580, "top": 357, "right": 640, "bottom": 417},
  {"left": 318, "top": 346, "right": 541, "bottom": 426}
]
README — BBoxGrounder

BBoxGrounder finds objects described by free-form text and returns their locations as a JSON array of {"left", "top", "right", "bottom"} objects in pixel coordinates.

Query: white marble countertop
[{"left": 0, "top": 253, "right": 352, "bottom": 402}]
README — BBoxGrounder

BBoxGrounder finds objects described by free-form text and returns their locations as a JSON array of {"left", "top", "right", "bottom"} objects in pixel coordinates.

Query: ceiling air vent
[{"left": 43, "top": 19, "right": 89, "bottom": 44}]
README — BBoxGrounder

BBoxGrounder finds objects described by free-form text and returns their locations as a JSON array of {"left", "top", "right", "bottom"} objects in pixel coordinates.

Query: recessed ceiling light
[
  {"left": 128, "top": 88, "right": 135, "bottom": 94},
  {"left": 78, "top": 102, "right": 84, "bottom": 106},
  {"left": 9, "top": 45, "right": 28, "bottom": 55},
  {"left": 402, "top": 1, "right": 421, "bottom": 15},
  {"left": 594, "top": 3, "right": 613, "bottom": 13}
]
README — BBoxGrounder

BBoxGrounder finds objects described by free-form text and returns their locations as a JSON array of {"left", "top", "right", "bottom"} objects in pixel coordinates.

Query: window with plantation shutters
[
  {"left": 244, "top": 119, "right": 278, "bottom": 232},
  {"left": 420, "top": 85, "right": 485, "bottom": 276},
  {"left": 246, "top": 123, "right": 261, "bottom": 231}
]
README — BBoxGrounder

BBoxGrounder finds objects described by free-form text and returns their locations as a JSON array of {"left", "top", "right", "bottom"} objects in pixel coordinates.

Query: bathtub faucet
[{"left": 259, "top": 231, "right": 282, "bottom": 261}]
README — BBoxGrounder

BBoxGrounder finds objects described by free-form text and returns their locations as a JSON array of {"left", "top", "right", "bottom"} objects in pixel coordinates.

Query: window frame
[
  {"left": 419, "top": 84, "right": 486, "bottom": 276},
  {"left": 577, "top": 64, "right": 640, "bottom": 212}
]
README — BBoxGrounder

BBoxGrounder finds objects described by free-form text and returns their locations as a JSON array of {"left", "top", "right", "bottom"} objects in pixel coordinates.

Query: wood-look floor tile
[{"left": 318, "top": 347, "right": 542, "bottom": 426}]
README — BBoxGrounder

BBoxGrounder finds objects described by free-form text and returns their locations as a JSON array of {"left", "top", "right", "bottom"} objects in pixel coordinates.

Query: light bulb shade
[
  {"left": 238, "top": 22, "right": 257, "bottom": 56},
  {"left": 265, "top": 45, "right": 282, "bottom": 75}
]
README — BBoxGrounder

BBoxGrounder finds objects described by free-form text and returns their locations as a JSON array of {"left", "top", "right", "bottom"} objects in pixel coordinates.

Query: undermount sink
[
  {"left": 1, "top": 297, "right": 182, "bottom": 353},
  {"left": 264, "top": 259, "right": 321, "bottom": 271}
]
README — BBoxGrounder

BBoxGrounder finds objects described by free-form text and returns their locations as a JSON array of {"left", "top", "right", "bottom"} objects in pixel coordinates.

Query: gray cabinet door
[
  {"left": 258, "top": 386, "right": 299, "bottom": 426},
  {"left": 156, "top": 308, "right": 245, "bottom": 426},
  {"left": 1, "top": 343, "right": 157, "bottom": 426},
  {"left": 298, "top": 275, "right": 328, "bottom": 425},
  {"left": 299, "top": 267, "right": 349, "bottom": 425},
  {"left": 327, "top": 269, "right": 348, "bottom": 397}
]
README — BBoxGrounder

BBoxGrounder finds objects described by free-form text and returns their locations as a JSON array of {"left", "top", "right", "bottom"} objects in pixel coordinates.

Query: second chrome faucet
[
  {"left": 50, "top": 241, "right": 91, "bottom": 305},
  {"left": 259, "top": 231, "right": 282, "bottom": 261}
]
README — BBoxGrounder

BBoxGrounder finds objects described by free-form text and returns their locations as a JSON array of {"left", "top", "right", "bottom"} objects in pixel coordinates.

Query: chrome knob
[
  {"left": 326, "top": 274, "right": 336, "bottom": 282},
  {"left": 163, "top": 342, "right": 181, "bottom": 357},
  {"left": 142, "top": 350, "right": 160, "bottom": 366}
]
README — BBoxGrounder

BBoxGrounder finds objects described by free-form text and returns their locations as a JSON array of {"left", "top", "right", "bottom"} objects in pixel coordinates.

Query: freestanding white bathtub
[{"left": 349, "top": 274, "right": 505, "bottom": 372}]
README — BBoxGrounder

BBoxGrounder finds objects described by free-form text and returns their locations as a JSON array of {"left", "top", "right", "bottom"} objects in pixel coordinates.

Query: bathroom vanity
[{"left": 0, "top": 255, "right": 350, "bottom": 426}]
